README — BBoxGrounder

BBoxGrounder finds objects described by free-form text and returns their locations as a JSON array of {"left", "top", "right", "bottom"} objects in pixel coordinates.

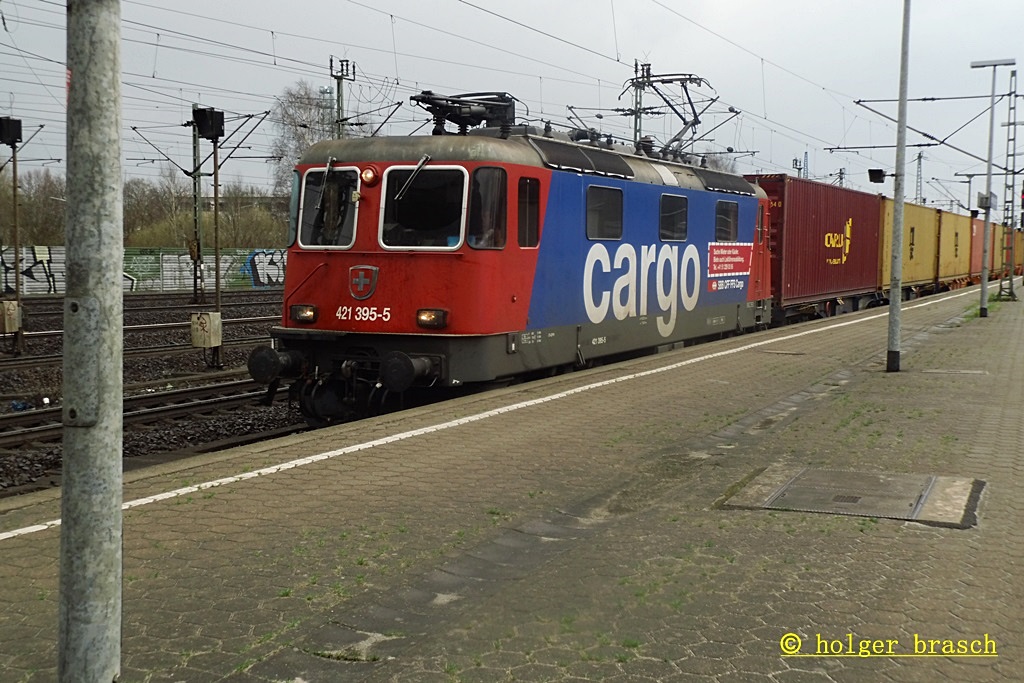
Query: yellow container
[
  {"left": 880, "top": 199, "right": 941, "bottom": 289},
  {"left": 936, "top": 210, "right": 972, "bottom": 285},
  {"left": 1016, "top": 229, "right": 1023, "bottom": 274},
  {"left": 993, "top": 223, "right": 1023, "bottom": 276}
]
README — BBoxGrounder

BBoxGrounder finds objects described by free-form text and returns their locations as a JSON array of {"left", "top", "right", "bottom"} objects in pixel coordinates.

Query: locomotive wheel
[{"left": 298, "top": 379, "right": 348, "bottom": 428}]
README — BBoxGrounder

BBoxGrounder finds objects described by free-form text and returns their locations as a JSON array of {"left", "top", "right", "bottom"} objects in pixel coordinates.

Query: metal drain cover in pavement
[{"left": 725, "top": 464, "right": 984, "bottom": 528}]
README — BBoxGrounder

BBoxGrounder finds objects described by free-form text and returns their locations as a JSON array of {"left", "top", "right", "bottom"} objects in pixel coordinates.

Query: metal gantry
[{"left": 997, "top": 70, "right": 1018, "bottom": 301}]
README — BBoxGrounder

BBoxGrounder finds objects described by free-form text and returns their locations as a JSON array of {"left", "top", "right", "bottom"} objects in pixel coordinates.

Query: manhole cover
[{"left": 724, "top": 464, "right": 984, "bottom": 528}]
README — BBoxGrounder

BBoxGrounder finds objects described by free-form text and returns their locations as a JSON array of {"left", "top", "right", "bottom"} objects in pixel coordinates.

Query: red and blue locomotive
[{"left": 248, "top": 92, "right": 772, "bottom": 424}]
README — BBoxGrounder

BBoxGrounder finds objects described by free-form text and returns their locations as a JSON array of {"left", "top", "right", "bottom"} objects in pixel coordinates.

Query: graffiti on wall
[
  {"left": 240, "top": 249, "right": 286, "bottom": 287},
  {"left": 2, "top": 246, "right": 65, "bottom": 294},
  {"left": 1, "top": 246, "right": 287, "bottom": 295}
]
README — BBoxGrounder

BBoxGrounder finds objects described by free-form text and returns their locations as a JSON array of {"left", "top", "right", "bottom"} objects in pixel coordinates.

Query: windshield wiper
[
  {"left": 310, "top": 157, "right": 335, "bottom": 244},
  {"left": 313, "top": 157, "right": 335, "bottom": 216},
  {"left": 394, "top": 154, "right": 431, "bottom": 202}
]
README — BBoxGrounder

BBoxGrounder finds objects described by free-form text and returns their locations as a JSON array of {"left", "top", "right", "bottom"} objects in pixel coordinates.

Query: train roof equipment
[
  {"left": 302, "top": 89, "right": 758, "bottom": 199},
  {"left": 410, "top": 91, "right": 519, "bottom": 136}
]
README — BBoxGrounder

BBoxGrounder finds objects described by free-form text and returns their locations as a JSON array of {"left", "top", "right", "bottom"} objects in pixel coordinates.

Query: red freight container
[
  {"left": 970, "top": 217, "right": 1009, "bottom": 279},
  {"left": 969, "top": 216, "right": 985, "bottom": 280},
  {"left": 745, "top": 175, "right": 882, "bottom": 311}
]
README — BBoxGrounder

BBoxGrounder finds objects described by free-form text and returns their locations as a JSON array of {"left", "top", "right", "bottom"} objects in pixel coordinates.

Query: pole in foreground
[
  {"left": 887, "top": 0, "right": 912, "bottom": 373},
  {"left": 59, "top": 1, "right": 124, "bottom": 680}
]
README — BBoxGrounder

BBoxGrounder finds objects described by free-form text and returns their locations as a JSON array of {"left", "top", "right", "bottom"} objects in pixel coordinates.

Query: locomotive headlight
[
  {"left": 360, "top": 166, "right": 380, "bottom": 186},
  {"left": 416, "top": 308, "right": 448, "bottom": 329},
  {"left": 290, "top": 304, "right": 319, "bottom": 324}
]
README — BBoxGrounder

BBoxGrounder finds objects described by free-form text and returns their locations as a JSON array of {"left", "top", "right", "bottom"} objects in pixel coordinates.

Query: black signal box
[
  {"left": 0, "top": 117, "right": 22, "bottom": 147},
  {"left": 194, "top": 108, "right": 224, "bottom": 141}
]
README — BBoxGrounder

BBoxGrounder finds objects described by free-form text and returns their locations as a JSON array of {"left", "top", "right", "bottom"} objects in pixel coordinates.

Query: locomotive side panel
[{"left": 527, "top": 171, "right": 764, "bottom": 361}]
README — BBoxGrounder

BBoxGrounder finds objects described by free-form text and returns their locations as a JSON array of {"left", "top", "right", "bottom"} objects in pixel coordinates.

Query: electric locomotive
[{"left": 248, "top": 92, "right": 773, "bottom": 425}]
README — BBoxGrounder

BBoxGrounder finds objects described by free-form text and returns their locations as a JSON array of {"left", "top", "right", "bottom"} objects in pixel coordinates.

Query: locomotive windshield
[
  {"left": 382, "top": 168, "right": 466, "bottom": 248},
  {"left": 467, "top": 167, "right": 507, "bottom": 249},
  {"left": 298, "top": 168, "right": 358, "bottom": 248}
]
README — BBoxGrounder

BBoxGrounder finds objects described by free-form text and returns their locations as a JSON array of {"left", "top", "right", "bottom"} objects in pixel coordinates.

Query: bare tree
[
  {"left": 701, "top": 153, "right": 739, "bottom": 174},
  {"left": 155, "top": 163, "right": 192, "bottom": 217},
  {"left": 270, "top": 80, "right": 335, "bottom": 195},
  {"left": 123, "top": 177, "right": 165, "bottom": 239},
  {"left": 14, "top": 168, "right": 66, "bottom": 245},
  {"left": 218, "top": 181, "right": 288, "bottom": 247}
]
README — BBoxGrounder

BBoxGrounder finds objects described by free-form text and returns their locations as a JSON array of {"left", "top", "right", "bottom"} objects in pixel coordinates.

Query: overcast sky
[{"left": 2, "top": 0, "right": 1022, "bottom": 212}]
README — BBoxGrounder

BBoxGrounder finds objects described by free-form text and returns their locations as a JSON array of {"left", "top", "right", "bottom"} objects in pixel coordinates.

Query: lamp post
[{"left": 971, "top": 57, "right": 1015, "bottom": 317}]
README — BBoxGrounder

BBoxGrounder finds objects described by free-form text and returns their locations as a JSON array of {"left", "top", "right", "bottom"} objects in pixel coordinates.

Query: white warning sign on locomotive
[{"left": 707, "top": 242, "right": 753, "bottom": 277}]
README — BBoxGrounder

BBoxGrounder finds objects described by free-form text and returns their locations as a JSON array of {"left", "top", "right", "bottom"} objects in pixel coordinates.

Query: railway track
[
  {"left": 0, "top": 379, "right": 284, "bottom": 451},
  {"left": 0, "top": 315, "right": 278, "bottom": 375},
  {"left": 0, "top": 291, "right": 300, "bottom": 498},
  {"left": 0, "top": 336, "right": 273, "bottom": 374},
  {"left": 11, "top": 315, "right": 278, "bottom": 341},
  {"left": 18, "top": 289, "right": 284, "bottom": 317}
]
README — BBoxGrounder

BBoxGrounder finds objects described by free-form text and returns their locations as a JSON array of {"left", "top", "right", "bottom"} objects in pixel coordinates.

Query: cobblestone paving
[{"left": 1, "top": 290, "right": 1020, "bottom": 682}]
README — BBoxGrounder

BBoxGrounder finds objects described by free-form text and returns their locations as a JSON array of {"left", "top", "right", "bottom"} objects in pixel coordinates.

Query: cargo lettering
[{"left": 583, "top": 242, "right": 701, "bottom": 337}]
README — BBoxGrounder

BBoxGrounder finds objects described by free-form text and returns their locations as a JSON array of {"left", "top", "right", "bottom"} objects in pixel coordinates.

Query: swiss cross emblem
[{"left": 349, "top": 265, "right": 379, "bottom": 300}]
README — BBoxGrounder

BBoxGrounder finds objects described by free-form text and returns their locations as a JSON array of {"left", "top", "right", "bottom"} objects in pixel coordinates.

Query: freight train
[
  {"left": 248, "top": 91, "right": 1018, "bottom": 425},
  {"left": 750, "top": 174, "right": 1020, "bottom": 322}
]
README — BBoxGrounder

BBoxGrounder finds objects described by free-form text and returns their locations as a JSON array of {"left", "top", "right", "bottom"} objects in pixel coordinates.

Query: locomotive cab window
[
  {"left": 468, "top": 167, "right": 507, "bottom": 250},
  {"left": 715, "top": 201, "right": 739, "bottom": 242},
  {"left": 659, "top": 194, "right": 688, "bottom": 241},
  {"left": 381, "top": 167, "right": 466, "bottom": 249},
  {"left": 518, "top": 177, "right": 540, "bottom": 247},
  {"left": 299, "top": 167, "right": 359, "bottom": 248},
  {"left": 586, "top": 185, "right": 623, "bottom": 240}
]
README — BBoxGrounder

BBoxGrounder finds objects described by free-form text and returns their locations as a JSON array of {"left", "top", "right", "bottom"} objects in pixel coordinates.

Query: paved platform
[{"left": 1, "top": 286, "right": 1022, "bottom": 682}]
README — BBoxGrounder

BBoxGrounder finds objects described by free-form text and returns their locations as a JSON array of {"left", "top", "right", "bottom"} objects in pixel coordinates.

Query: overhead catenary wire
[{"left": 3, "top": 0, "right": 986, "bottom": 199}]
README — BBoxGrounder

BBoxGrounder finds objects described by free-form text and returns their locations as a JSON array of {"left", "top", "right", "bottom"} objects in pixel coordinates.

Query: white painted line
[{"left": 0, "top": 287, "right": 979, "bottom": 543}]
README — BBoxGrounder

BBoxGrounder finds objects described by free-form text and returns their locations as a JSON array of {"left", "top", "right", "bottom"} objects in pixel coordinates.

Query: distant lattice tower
[
  {"left": 915, "top": 151, "right": 924, "bottom": 204},
  {"left": 997, "top": 69, "right": 1018, "bottom": 301}
]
